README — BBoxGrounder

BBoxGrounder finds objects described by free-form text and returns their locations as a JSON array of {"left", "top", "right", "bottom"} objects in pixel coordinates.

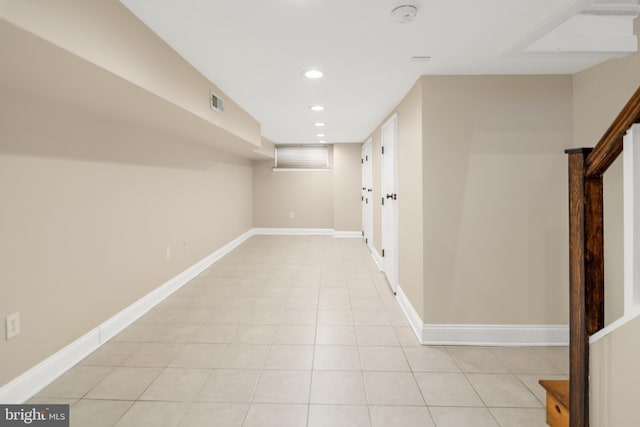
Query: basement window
[{"left": 274, "top": 145, "right": 330, "bottom": 171}]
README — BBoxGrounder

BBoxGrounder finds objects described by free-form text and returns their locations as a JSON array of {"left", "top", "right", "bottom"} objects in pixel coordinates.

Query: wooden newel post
[{"left": 565, "top": 147, "right": 605, "bottom": 427}]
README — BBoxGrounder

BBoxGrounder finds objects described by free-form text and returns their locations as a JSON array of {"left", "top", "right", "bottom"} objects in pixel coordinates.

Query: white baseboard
[
  {"left": 421, "top": 324, "right": 569, "bottom": 346},
  {"left": 590, "top": 307, "right": 640, "bottom": 344},
  {"left": 0, "top": 229, "right": 254, "bottom": 404},
  {"left": 252, "top": 227, "right": 334, "bottom": 236},
  {"left": 333, "top": 230, "right": 362, "bottom": 239},
  {"left": 252, "top": 228, "right": 362, "bottom": 239},
  {"left": 98, "top": 229, "right": 254, "bottom": 343},
  {"left": 371, "top": 248, "right": 384, "bottom": 271},
  {"left": 395, "top": 285, "right": 424, "bottom": 342},
  {"left": 0, "top": 228, "right": 364, "bottom": 402},
  {"left": 0, "top": 329, "right": 101, "bottom": 405},
  {"left": 373, "top": 257, "right": 569, "bottom": 347},
  {"left": 2, "top": 230, "right": 569, "bottom": 403}
]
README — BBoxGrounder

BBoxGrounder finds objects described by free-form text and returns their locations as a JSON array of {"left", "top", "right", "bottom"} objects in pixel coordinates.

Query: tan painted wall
[
  {"left": 333, "top": 144, "right": 363, "bottom": 232},
  {"left": 573, "top": 18, "right": 640, "bottom": 325},
  {"left": 253, "top": 149, "right": 334, "bottom": 229},
  {"left": 0, "top": 0, "right": 261, "bottom": 148},
  {"left": 253, "top": 145, "right": 362, "bottom": 231},
  {"left": 0, "top": 98, "right": 253, "bottom": 388},
  {"left": 590, "top": 315, "right": 640, "bottom": 427},
  {"left": 421, "top": 75, "right": 572, "bottom": 324},
  {"left": 0, "top": 0, "right": 260, "bottom": 390},
  {"left": 397, "top": 81, "right": 425, "bottom": 319}
]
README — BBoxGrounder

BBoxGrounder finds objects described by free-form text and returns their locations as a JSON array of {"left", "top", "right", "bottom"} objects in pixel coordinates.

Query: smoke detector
[{"left": 391, "top": 5, "right": 418, "bottom": 23}]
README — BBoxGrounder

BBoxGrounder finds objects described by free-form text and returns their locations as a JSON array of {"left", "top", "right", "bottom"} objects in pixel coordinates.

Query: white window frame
[{"left": 273, "top": 145, "right": 330, "bottom": 171}]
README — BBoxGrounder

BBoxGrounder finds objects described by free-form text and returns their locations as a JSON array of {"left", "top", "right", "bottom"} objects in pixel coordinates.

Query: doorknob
[
  {"left": 385, "top": 193, "right": 397, "bottom": 200},
  {"left": 367, "top": 189, "right": 372, "bottom": 192}
]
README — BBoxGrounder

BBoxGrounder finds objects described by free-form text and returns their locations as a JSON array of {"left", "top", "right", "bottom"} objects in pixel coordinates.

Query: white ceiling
[{"left": 119, "top": 0, "right": 639, "bottom": 145}]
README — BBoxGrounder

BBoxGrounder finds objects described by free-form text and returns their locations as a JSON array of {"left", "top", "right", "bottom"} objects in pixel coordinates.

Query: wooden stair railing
[{"left": 557, "top": 85, "right": 640, "bottom": 427}]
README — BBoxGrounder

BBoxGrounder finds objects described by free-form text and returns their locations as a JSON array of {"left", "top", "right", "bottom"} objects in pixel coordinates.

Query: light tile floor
[{"left": 30, "top": 236, "right": 568, "bottom": 426}]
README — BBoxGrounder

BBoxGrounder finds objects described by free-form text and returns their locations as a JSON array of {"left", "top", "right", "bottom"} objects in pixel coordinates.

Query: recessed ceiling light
[
  {"left": 314, "top": 122, "right": 325, "bottom": 127},
  {"left": 303, "top": 70, "right": 324, "bottom": 79},
  {"left": 411, "top": 56, "right": 431, "bottom": 62},
  {"left": 318, "top": 140, "right": 327, "bottom": 144},
  {"left": 310, "top": 105, "right": 325, "bottom": 111},
  {"left": 316, "top": 133, "right": 325, "bottom": 137}
]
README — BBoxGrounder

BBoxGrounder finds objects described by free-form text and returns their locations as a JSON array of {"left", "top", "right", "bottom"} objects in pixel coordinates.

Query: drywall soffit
[{"left": 515, "top": 1, "right": 640, "bottom": 56}]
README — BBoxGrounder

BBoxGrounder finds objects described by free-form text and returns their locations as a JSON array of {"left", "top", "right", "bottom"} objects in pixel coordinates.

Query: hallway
[{"left": 29, "top": 236, "right": 568, "bottom": 427}]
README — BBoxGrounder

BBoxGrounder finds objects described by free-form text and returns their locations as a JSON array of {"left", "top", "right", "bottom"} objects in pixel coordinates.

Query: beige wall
[
  {"left": 591, "top": 315, "right": 640, "bottom": 427},
  {"left": 333, "top": 144, "right": 363, "bottom": 232},
  {"left": 0, "top": 0, "right": 262, "bottom": 148},
  {"left": 396, "top": 81, "right": 425, "bottom": 319},
  {"left": 0, "top": 99, "right": 253, "bottom": 388},
  {"left": 421, "top": 75, "right": 572, "bottom": 324},
  {"left": 365, "top": 76, "right": 571, "bottom": 325},
  {"left": 253, "top": 145, "right": 362, "bottom": 231},
  {"left": 0, "top": 1, "right": 259, "bottom": 390},
  {"left": 253, "top": 156, "right": 334, "bottom": 229}
]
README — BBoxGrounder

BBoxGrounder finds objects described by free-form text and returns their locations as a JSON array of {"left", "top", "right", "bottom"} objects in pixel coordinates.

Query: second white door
[{"left": 362, "top": 139, "right": 373, "bottom": 250}]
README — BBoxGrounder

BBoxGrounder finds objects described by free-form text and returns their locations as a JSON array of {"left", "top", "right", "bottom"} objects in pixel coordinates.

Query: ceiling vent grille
[{"left": 210, "top": 90, "right": 224, "bottom": 113}]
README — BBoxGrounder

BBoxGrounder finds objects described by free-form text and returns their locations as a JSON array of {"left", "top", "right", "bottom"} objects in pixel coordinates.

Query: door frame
[
  {"left": 362, "top": 138, "right": 373, "bottom": 251},
  {"left": 381, "top": 114, "right": 399, "bottom": 293}
]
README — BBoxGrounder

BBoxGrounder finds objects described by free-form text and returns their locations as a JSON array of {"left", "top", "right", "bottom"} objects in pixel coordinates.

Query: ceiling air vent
[{"left": 210, "top": 90, "right": 224, "bottom": 113}]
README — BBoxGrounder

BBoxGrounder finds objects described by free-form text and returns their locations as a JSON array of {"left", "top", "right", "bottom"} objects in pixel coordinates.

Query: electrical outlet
[
  {"left": 6, "top": 313, "right": 20, "bottom": 340},
  {"left": 165, "top": 246, "right": 171, "bottom": 259},
  {"left": 289, "top": 211, "right": 295, "bottom": 218},
  {"left": 183, "top": 240, "right": 189, "bottom": 250}
]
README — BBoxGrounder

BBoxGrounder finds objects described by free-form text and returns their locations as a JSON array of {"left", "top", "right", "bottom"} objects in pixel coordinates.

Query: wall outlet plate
[{"left": 6, "top": 312, "right": 20, "bottom": 340}]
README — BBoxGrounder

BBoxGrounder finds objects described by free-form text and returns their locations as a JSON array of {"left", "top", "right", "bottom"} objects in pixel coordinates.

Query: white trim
[
  {"left": 371, "top": 248, "right": 384, "bottom": 271},
  {"left": 252, "top": 227, "right": 334, "bottom": 236},
  {"left": 0, "top": 329, "right": 101, "bottom": 405},
  {"left": 332, "top": 231, "right": 362, "bottom": 238},
  {"left": 272, "top": 168, "right": 331, "bottom": 172},
  {"left": 623, "top": 124, "right": 640, "bottom": 314},
  {"left": 365, "top": 245, "right": 570, "bottom": 347},
  {"left": 0, "top": 229, "right": 254, "bottom": 404},
  {"left": 381, "top": 113, "right": 399, "bottom": 294},
  {"left": 2, "top": 229, "right": 571, "bottom": 403},
  {"left": 395, "top": 280, "right": 569, "bottom": 346},
  {"left": 361, "top": 138, "right": 374, "bottom": 252},
  {"left": 421, "top": 324, "right": 569, "bottom": 346},
  {"left": 252, "top": 228, "right": 362, "bottom": 238},
  {"left": 395, "top": 284, "right": 424, "bottom": 342},
  {"left": 590, "top": 307, "right": 640, "bottom": 343},
  {"left": 592, "top": 126, "right": 640, "bottom": 344},
  {"left": 396, "top": 278, "right": 570, "bottom": 347},
  {"left": 98, "top": 229, "right": 254, "bottom": 342}
]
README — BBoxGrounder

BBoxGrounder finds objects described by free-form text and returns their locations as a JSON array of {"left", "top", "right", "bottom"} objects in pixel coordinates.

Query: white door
[
  {"left": 361, "top": 139, "right": 373, "bottom": 250},
  {"left": 381, "top": 115, "right": 398, "bottom": 293}
]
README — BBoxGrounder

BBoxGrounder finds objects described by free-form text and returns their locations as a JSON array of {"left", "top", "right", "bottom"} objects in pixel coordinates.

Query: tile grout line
[{"left": 305, "top": 261, "right": 322, "bottom": 427}]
